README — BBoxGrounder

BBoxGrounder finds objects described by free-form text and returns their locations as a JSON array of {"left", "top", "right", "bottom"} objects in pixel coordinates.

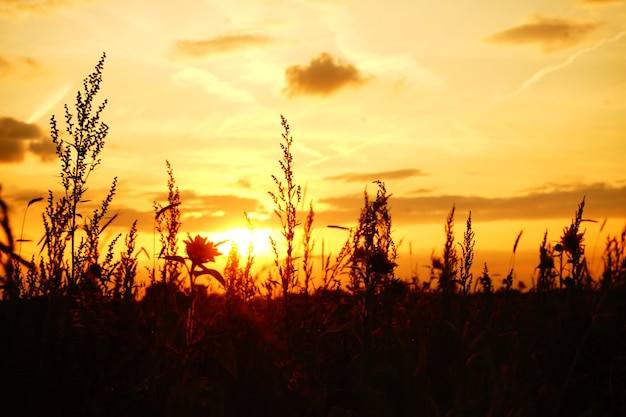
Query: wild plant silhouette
[{"left": 0, "top": 54, "right": 625, "bottom": 417}]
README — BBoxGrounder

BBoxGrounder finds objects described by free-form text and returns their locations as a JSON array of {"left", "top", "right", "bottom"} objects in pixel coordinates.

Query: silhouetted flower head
[
  {"left": 560, "top": 225, "right": 584, "bottom": 256},
  {"left": 184, "top": 235, "right": 221, "bottom": 264},
  {"left": 370, "top": 249, "right": 397, "bottom": 274},
  {"left": 430, "top": 255, "right": 444, "bottom": 271}
]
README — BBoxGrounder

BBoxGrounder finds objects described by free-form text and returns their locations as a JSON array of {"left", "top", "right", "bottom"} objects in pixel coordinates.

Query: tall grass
[
  {"left": 2, "top": 54, "right": 626, "bottom": 417},
  {"left": 153, "top": 160, "right": 182, "bottom": 285},
  {"left": 47, "top": 52, "right": 114, "bottom": 292},
  {"left": 223, "top": 213, "right": 258, "bottom": 309},
  {"left": 439, "top": 204, "right": 458, "bottom": 293},
  {"left": 269, "top": 115, "right": 302, "bottom": 300},
  {"left": 457, "top": 211, "right": 475, "bottom": 295},
  {"left": 601, "top": 225, "right": 626, "bottom": 289},
  {"left": 348, "top": 180, "right": 397, "bottom": 343}
]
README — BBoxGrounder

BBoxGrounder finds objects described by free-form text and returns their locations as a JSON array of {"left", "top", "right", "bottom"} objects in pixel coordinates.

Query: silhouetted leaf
[
  {"left": 155, "top": 203, "right": 180, "bottom": 220},
  {"left": 194, "top": 265, "right": 225, "bottom": 287},
  {"left": 327, "top": 225, "right": 350, "bottom": 230},
  {"left": 162, "top": 255, "right": 186, "bottom": 264},
  {"left": 100, "top": 213, "right": 118, "bottom": 232},
  {"left": 0, "top": 242, "right": 35, "bottom": 269},
  {"left": 27, "top": 197, "right": 43, "bottom": 207}
]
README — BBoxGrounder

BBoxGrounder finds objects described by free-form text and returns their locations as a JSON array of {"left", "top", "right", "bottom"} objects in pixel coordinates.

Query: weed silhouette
[{"left": 1, "top": 55, "right": 625, "bottom": 417}]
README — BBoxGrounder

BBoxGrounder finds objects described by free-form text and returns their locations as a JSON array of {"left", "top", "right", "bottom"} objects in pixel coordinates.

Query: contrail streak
[
  {"left": 28, "top": 84, "right": 72, "bottom": 124},
  {"left": 492, "top": 29, "right": 626, "bottom": 105}
]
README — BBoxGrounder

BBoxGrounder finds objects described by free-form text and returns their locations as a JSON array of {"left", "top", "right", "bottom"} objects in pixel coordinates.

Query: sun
[{"left": 211, "top": 227, "right": 274, "bottom": 258}]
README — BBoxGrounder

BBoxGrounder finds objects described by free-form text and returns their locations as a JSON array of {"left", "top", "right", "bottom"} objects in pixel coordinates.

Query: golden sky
[{"left": 1, "top": 0, "right": 625, "bottom": 287}]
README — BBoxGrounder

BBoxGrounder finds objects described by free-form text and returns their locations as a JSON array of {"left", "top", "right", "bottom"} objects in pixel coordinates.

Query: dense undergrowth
[{"left": 1, "top": 55, "right": 626, "bottom": 417}]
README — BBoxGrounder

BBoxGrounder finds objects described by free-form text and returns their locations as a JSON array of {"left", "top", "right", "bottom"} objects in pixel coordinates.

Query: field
[{"left": 1, "top": 55, "right": 625, "bottom": 417}]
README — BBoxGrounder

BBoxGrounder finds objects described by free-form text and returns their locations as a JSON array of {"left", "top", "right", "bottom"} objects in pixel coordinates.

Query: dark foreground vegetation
[{"left": 1, "top": 55, "right": 625, "bottom": 417}]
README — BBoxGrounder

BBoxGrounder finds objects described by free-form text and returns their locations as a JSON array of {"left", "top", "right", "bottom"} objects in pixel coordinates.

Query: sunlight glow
[{"left": 210, "top": 227, "right": 274, "bottom": 258}]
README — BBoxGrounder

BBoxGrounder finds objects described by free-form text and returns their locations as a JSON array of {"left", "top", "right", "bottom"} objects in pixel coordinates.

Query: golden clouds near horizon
[
  {"left": 284, "top": 52, "right": 371, "bottom": 97},
  {"left": 0, "top": 117, "right": 56, "bottom": 162},
  {"left": 172, "top": 34, "right": 276, "bottom": 59},
  {"left": 486, "top": 15, "right": 600, "bottom": 52}
]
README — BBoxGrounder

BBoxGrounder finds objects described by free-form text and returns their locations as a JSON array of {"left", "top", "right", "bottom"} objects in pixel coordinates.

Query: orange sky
[{"left": 1, "top": 0, "right": 625, "bottom": 289}]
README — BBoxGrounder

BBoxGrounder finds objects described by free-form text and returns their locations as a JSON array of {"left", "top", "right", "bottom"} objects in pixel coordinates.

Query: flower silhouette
[
  {"left": 184, "top": 234, "right": 222, "bottom": 265},
  {"left": 560, "top": 225, "right": 584, "bottom": 256}
]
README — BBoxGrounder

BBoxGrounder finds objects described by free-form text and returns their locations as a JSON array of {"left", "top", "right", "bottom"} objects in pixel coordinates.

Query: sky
[{"left": 1, "top": 0, "right": 625, "bottom": 289}]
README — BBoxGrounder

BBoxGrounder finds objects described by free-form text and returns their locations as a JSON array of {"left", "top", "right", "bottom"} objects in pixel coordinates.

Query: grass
[{"left": 1, "top": 54, "right": 626, "bottom": 417}]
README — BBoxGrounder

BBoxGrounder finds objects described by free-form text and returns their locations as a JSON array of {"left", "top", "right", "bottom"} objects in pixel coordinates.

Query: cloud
[
  {"left": 237, "top": 178, "right": 252, "bottom": 189},
  {"left": 491, "top": 28, "right": 626, "bottom": 104},
  {"left": 0, "top": 57, "right": 10, "bottom": 77},
  {"left": 149, "top": 189, "right": 270, "bottom": 229},
  {"left": 325, "top": 169, "right": 427, "bottom": 184},
  {"left": 409, "top": 188, "right": 436, "bottom": 195},
  {"left": 284, "top": 52, "right": 370, "bottom": 97},
  {"left": 0, "top": 117, "right": 55, "bottom": 163},
  {"left": 172, "top": 34, "right": 274, "bottom": 59},
  {"left": 0, "top": 55, "right": 40, "bottom": 78},
  {"left": 4, "top": 188, "right": 271, "bottom": 237},
  {"left": 580, "top": 0, "right": 624, "bottom": 5},
  {"left": 315, "top": 182, "right": 626, "bottom": 226},
  {"left": 486, "top": 15, "right": 600, "bottom": 52},
  {"left": 28, "top": 139, "right": 57, "bottom": 162},
  {"left": 172, "top": 67, "right": 256, "bottom": 103},
  {"left": 97, "top": 189, "right": 271, "bottom": 236},
  {"left": 0, "top": 0, "right": 90, "bottom": 16}
]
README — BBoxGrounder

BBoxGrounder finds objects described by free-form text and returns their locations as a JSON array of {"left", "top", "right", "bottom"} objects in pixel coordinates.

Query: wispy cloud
[
  {"left": 492, "top": 28, "right": 626, "bottom": 104},
  {"left": 0, "top": 0, "right": 92, "bottom": 16},
  {"left": 284, "top": 52, "right": 371, "bottom": 97},
  {"left": 580, "top": 0, "right": 624, "bottom": 5},
  {"left": 53, "top": 189, "right": 274, "bottom": 235},
  {"left": 171, "top": 67, "right": 256, "bottom": 104},
  {"left": 28, "top": 83, "right": 72, "bottom": 124},
  {"left": 325, "top": 169, "right": 427, "bottom": 183},
  {"left": 486, "top": 15, "right": 600, "bottom": 52},
  {"left": 316, "top": 182, "right": 626, "bottom": 226},
  {"left": 0, "top": 117, "right": 55, "bottom": 163},
  {"left": 0, "top": 55, "right": 40, "bottom": 78},
  {"left": 172, "top": 34, "right": 275, "bottom": 59}
]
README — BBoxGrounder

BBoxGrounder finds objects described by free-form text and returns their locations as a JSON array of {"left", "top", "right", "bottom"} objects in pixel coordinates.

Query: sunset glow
[
  {"left": 1, "top": 0, "right": 625, "bottom": 287},
  {"left": 211, "top": 227, "right": 275, "bottom": 259}
]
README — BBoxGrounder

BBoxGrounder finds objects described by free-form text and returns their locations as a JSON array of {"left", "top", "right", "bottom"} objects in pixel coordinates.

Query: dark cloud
[
  {"left": 315, "top": 182, "right": 626, "bottom": 227},
  {"left": 0, "top": 117, "right": 42, "bottom": 162},
  {"left": 0, "top": 117, "right": 40, "bottom": 140},
  {"left": 284, "top": 52, "right": 370, "bottom": 97},
  {"left": 148, "top": 189, "right": 271, "bottom": 230},
  {"left": 325, "top": 169, "right": 427, "bottom": 184},
  {"left": 172, "top": 34, "right": 274, "bottom": 59},
  {"left": 2, "top": 187, "right": 270, "bottom": 237},
  {"left": 486, "top": 15, "right": 600, "bottom": 52},
  {"left": 0, "top": 117, "right": 55, "bottom": 163},
  {"left": 0, "top": 139, "right": 23, "bottom": 163},
  {"left": 28, "top": 139, "right": 57, "bottom": 162}
]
